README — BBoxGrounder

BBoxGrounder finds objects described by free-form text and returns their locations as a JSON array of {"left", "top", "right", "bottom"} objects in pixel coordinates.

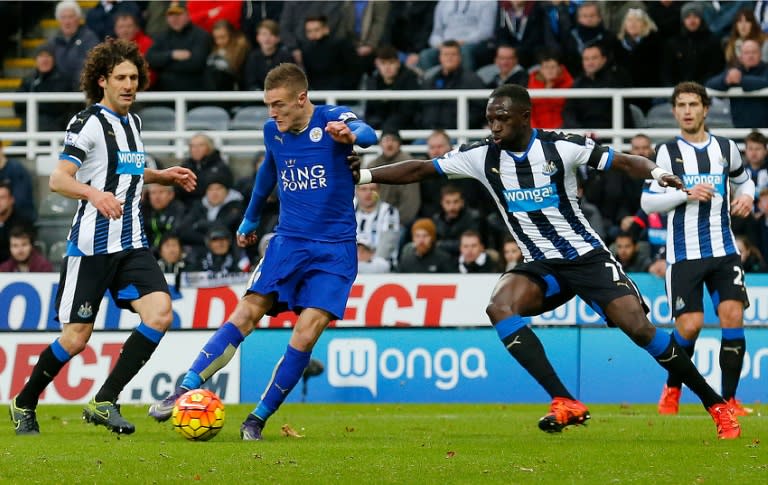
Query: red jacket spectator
[
  {"left": 188, "top": 1, "right": 242, "bottom": 32},
  {"left": 528, "top": 62, "right": 573, "bottom": 129},
  {"left": 0, "top": 248, "right": 53, "bottom": 272}
]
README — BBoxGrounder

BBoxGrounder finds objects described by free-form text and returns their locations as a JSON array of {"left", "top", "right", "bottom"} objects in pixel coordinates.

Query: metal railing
[{"left": 2, "top": 87, "right": 767, "bottom": 161}]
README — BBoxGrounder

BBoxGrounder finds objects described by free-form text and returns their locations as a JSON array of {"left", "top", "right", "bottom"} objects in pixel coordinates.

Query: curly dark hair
[{"left": 80, "top": 38, "right": 149, "bottom": 105}]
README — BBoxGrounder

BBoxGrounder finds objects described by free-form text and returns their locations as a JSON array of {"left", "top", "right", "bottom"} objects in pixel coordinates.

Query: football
[{"left": 172, "top": 389, "right": 225, "bottom": 441}]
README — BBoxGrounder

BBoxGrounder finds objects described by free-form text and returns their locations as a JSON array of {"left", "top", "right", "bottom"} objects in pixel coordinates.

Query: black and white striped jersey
[
  {"left": 59, "top": 103, "right": 148, "bottom": 256},
  {"left": 645, "top": 134, "right": 750, "bottom": 264},
  {"left": 433, "top": 130, "right": 613, "bottom": 261}
]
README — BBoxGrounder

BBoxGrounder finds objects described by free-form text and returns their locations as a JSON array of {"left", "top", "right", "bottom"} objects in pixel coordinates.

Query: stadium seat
[
  {"left": 137, "top": 106, "right": 176, "bottom": 131},
  {"left": 38, "top": 192, "right": 78, "bottom": 218},
  {"left": 708, "top": 97, "right": 733, "bottom": 128},
  {"left": 646, "top": 103, "right": 677, "bottom": 128},
  {"left": 186, "top": 106, "right": 230, "bottom": 131},
  {"left": 628, "top": 104, "right": 647, "bottom": 129},
  {"left": 230, "top": 106, "right": 269, "bottom": 130},
  {"left": 48, "top": 240, "right": 68, "bottom": 272}
]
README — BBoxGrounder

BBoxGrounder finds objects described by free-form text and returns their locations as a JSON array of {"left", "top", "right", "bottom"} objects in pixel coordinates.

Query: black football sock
[
  {"left": 95, "top": 326, "right": 162, "bottom": 403},
  {"left": 15, "top": 340, "right": 72, "bottom": 409},
  {"left": 501, "top": 326, "right": 574, "bottom": 400},
  {"left": 720, "top": 334, "right": 746, "bottom": 401},
  {"left": 666, "top": 330, "right": 696, "bottom": 389},
  {"left": 651, "top": 337, "right": 721, "bottom": 409}
]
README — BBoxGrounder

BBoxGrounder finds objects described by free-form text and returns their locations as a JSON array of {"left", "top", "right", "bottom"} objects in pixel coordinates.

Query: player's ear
[
  {"left": 97, "top": 75, "right": 106, "bottom": 89},
  {"left": 297, "top": 91, "right": 307, "bottom": 107}
]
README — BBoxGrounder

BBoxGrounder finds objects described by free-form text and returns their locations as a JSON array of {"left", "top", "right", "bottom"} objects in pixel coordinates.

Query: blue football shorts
[{"left": 246, "top": 234, "right": 357, "bottom": 320}]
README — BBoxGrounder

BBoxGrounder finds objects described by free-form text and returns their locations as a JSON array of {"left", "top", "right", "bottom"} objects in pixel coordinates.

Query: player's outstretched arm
[
  {"left": 237, "top": 151, "right": 277, "bottom": 247},
  {"left": 611, "top": 152, "right": 684, "bottom": 189},
  {"left": 50, "top": 159, "right": 124, "bottom": 220},
  {"left": 145, "top": 166, "right": 197, "bottom": 192},
  {"left": 359, "top": 159, "right": 438, "bottom": 185}
]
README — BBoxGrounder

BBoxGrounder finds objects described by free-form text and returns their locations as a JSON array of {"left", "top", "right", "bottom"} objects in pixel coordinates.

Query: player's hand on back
[
  {"left": 90, "top": 190, "right": 124, "bottom": 220},
  {"left": 325, "top": 121, "right": 356, "bottom": 144},
  {"left": 347, "top": 151, "right": 361, "bottom": 182}
]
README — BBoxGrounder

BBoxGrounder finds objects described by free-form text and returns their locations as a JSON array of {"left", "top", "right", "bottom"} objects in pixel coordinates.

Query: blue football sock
[
  {"left": 182, "top": 322, "right": 244, "bottom": 390},
  {"left": 252, "top": 345, "right": 311, "bottom": 422}
]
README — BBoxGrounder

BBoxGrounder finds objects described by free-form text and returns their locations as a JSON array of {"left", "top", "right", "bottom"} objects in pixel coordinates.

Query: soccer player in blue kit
[{"left": 149, "top": 63, "right": 376, "bottom": 440}]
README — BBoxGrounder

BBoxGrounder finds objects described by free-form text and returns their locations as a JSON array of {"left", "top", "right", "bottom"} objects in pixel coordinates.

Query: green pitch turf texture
[{"left": 1, "top": 403, "right": 765, "bottom": 484}]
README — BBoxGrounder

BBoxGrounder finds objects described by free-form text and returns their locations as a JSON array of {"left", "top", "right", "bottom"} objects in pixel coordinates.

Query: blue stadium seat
[
  {"left": 230, "top": 106, "right": 269, "bottom": 130},
  {"left": 138, "top": 106, "right": 176, "bottom": 131},
  {"left": 186, "top": 106, "right": 230, "bottom": 131},
  {"left": 646, "top": 103, "right": 677, "bottom": 128}
]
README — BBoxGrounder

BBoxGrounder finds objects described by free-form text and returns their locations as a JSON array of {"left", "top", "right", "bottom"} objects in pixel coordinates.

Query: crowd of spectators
[{"left": 6, "top": 0, "right": 768, "bottom": 277}]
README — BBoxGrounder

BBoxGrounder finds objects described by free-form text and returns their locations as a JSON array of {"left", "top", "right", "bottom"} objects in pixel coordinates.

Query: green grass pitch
[{"left": 2, "top": 403, "right": 766, "bottom": 484}]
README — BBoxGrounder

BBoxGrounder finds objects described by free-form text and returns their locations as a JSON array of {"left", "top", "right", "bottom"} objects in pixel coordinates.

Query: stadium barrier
[{"left": 3, "top": 86, "right": 768, "bottom": 161}]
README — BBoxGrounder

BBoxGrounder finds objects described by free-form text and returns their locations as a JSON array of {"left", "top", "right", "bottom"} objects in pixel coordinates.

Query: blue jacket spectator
[
  {"left": 145, "top": 2, "right": 212, "bottom": 91},
  {"left": 706, "top": 39, "right": 768, "bottom": 128},
  {"left": 0, "top": 145, "right": 36, "bottom": 221},
  {"left": 48, "top": 1, "right": 99, "bottom": 90},
  {"left": 85, "top": 0, "right": 142, "bottom": 40}
]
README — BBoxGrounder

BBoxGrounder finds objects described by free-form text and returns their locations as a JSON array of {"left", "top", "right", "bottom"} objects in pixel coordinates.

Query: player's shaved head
[{"left": 490, "top": 83, "right": 531, "bottom": 110}]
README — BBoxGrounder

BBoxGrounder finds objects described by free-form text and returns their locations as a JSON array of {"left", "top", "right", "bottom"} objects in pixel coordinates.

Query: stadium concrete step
[
  {"left": 0, "top": 101, "right": 15, "bottom": 118},
  {"left": 0, "top": 117, "right": 23, "bottom": 131},
  {"left": 0, "top": 78, "right": 22, "bottom": 91},
  {"left": 39, "top": 18, "right": 59, "bottom": 39},
  {"left": 79, "top": 1, "right": 99, "bottom": 8},
  {"left": 21, "top": 38, "right": 46, "bottom": 57},
  {"left": 4, "top": 58, "right": 35, "bottom": 79}
]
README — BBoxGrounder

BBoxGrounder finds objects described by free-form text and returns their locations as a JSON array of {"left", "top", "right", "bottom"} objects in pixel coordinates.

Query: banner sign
[
  {"left": 0, "top": 331, "right": 239, "bottom": 404},
  {"left": 2, "top": 273, "right": 768, "bottom": 331}
]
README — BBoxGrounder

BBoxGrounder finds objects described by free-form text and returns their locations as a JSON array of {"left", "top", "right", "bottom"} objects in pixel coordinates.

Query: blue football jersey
[{"left": 264, "top": 105, "right": 360, "bottom": 242}]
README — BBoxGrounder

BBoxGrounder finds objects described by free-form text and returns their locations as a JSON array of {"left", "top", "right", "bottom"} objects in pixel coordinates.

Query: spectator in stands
[
  {"left": 300, "top": 15, "right": 359, "bottom": 90},
  {"left": 241, "top": 19, "right": 293, "bottom": 91},
  {"left": 743, "top": 131, "right": 768, "bottom": 193},
  {"left": 647, "top": 1, "right": 682, "bottom": 40},
  {"left": 142, "top": 184, "right": 186, "bottom": 252},
  {"left": 561, "top": 1, "right": 620, "bottom": 78},
  {"left": 0, "top": 144, "right": 35, "bottom": 221},
  {"left": 630, "top": 133, "right": 655, "bottom": 159},
  {"left": 364, "top": 46, "right": 421, "bottom": 131},
  {"left": 627, "top": 209, "right": 668, "bottom": 279},
  {"left": 176, "top": 133, "right": 233, "bottom": 207},
  {"left": 279, "top": 1, "right": 353, "bottom": 65},
  {"left": 240, "top": 1, "right": 284, "bottom": 48},
  {"left": 385, "top": 1, "right": 436, "bottom": 70},
  {"left": 736, "top": 234, "right": 768, "bottom": 272},
  {"left": 114, "top": 13, "right": 155, "bottom": 87},
  {"left": 47, "top": 1, "right": 99, "bottom": 90},
  {"left": 661, "top": 2, "right": 724, "bottom": 87},
  {"left": 528, "top": 49, "right": 573, "bottom": 129},
  {"left": 749, "top": 188, "right": 768, "bottom": 261},
  {"left": 419, "top": 129, "right": 453, "bottom": 218},
  {"left": 355, "top": 182, "right": 401, "bottom": 268},
  {"left": 85, "top": 0, "right": 141, "bottom": 40},
  {"left": 502, "top": 236, "right": 522, "bottom": 271},
  {"left": 563, "top": 43, "right": 631, "bottom": 130},
  {"left": 156, "top": 232, "right": 186, "bottom": 292},
  {"left": 706, "top": 39, "right": 768, "bottom": 129},
  {"left": 420, "top": 40, "right": 486, "bottom": 130},
  {"left": 0, "top": 181, "right": 34, "bottom": 264},
  {"left": 614, "top": 7, "right": 663, "bottom": 112},
  {"left": 612, "top": 231, "right": 652, "bottom": 272},
  {"left": 356, "top": 234, "right": 391, "bottom": 274},
  {"left": 458, "top": 230, "right": 497, "bottom": 273},
  {"left": 417, "top": 0, "right": 496, "bottom": 72},
  {"left": 346, "top": 0, "right": 390, "bottom": 75},
  {"left": 724, "top": 9, "right": 768, "bottom": 67},
  {"left": 179, "top": 170, "right": 244, "bottom": 250},
  {"left": 187, "top": 224, "right": 244, "bottom": 274},
  {"left": 398, "top": 218, "right": 454, "bottom": 273},
  {"left": 15, "top": 45, "right": 71, "bottom": 132},
  {"left": 576, "top": 172, "right": 606, "bottom": 241},
  {"left": 367, "top": 130, "right": 420, "bottom": 227},
  {"left": 477, "top": 45, "right": 528, "bottom": 90},
  {"left": 433, "top": 184, "right": 482, "bottom": 258},
  {"left": 145, "top": 2, "right": 212, "bottom": 92},
  {"left": 0, "top": 226, "right": 53, "bottom": 272},
  {"left": 701, "top": 0, "right": 754, "bottom": 41},
  {"left": 490, "top": 1, "right": 557, "bottom": 69},
  {"left": 205, "top": 19, "right": 250, "bottom": 91}
]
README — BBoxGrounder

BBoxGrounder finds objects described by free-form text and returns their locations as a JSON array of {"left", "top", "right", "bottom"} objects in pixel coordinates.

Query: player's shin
[
  {"left": 250, "top": 345, "right": 312, "bottom": 424},
  {"left": 666, "top": 329, "right": 696, "bottom": 388},
  {"left": 720, "top": 328, "right": 746, "bottom": 401},
  {"left": 496, "top": 316, "right": 574, "bottom": 400},
  {"left": 182, "top": 321, "right": 245, "bottom": 390},
  {"left": 96, "top": 322, "right": 165, "bottom": 403},
  {"left": 643, "top": 329, "right": 722, "bottom": 408},
  {"left": 15, "top": 339, "right": 72, "bottom": 408}
]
